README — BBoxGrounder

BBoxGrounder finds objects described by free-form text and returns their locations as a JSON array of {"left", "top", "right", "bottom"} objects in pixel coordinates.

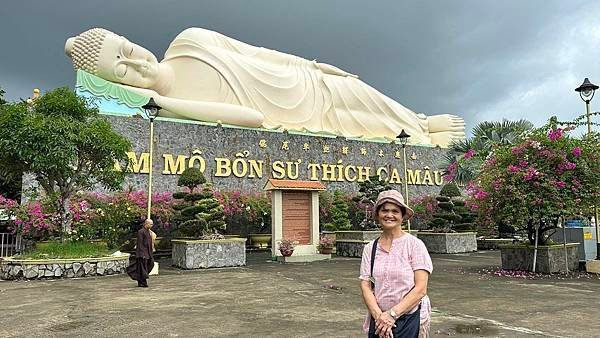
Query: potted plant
[
  {"left": 170, "top": 169, "right": 247, "bottom": 269},
  {"left": 318, "top": 235, "right": 334, "bottom": 254},
  {"left": 415, "top": 183, "right": 477, "bottom": 254},
  {"left": 277, "top": 238, "right": 298, "bottom": 257}
]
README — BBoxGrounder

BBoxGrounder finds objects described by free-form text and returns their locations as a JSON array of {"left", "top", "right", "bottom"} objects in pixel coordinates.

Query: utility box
[{"left": 551, "top": 227, "right": 597, "bottom": 261}]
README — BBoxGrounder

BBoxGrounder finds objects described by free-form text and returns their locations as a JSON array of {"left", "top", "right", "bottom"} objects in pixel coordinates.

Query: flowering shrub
[
  {"left": 468, "top": 123, "right": 600, "bottom": 245},
  {"left": 10, "top": 199, "right": 60, "bottom": 241},
  {"left": 411, "top": 195, "right": 439, "bottom": 229},
  {"left": 277, "top": 238, "right": 299, "bottom": 252},
  {"left": 2, "top": 191, "right": 175, "bottom": 247},
  {"left": 318, "top": 235, "right": 334, "bottom": 249},
  {"left": 214, "top": 191, "right": 271, "bottom": 234}
]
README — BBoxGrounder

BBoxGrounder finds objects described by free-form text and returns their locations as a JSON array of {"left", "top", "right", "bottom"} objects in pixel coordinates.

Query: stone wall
[
  {"left": 104, "top": 115, "right": 448, "bottom": 195},
  {"left": 172, "top": 238, "right": 246, "bottom": 269},
  {"left": 477, "top": 238, "right": 515, "bottom": 250},
  {"left": 0, "top": 254, "right": 130, "bottom": 280},
  {"left": 417, "top": 232, "right": 477, "bottom": 254},
  {"left": 335, "top": 231, "right": 382, "bottom": 257},
  {"left": 500, "top": 243, "right": 579, "bottom": 273}
]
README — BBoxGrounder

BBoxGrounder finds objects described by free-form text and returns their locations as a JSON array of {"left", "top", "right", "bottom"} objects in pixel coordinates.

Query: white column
[
  {"left": 310, "top": 191, "right": 320, "bottom": 246},
  {"left": 272, "top": 190, "right": 283, "bottom": 257}
]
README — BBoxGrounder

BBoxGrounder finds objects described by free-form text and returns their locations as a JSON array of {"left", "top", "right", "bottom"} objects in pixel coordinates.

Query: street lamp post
[
  {"left": 396, "top": 129, "right": 411, "bottom": 232},
  {"left": 141, "top": 98, "right": 162, "bottom": 220},
  {"left": 574, "top": 78, "right": 599, "bottom": 259},
  {"left": 575, "top": 78, "right": 599, "bottom": 134}
]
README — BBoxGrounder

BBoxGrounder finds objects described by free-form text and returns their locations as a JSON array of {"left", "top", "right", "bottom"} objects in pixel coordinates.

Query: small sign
[{"left": 584, "top": 232, "right": 593, "bottom": 240}]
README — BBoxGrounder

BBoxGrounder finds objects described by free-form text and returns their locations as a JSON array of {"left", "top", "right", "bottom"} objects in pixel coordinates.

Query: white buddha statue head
[{"left": 65, "top": 28, "right": 159, "bottom": 88}]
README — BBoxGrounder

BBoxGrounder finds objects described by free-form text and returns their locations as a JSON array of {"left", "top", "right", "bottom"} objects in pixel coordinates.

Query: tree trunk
[{"left": 57, "top": 194, "right": 72, "bottom": 239}]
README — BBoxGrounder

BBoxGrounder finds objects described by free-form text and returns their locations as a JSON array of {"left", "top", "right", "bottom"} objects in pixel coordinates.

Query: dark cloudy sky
[{"left": 1, "top": 0, "right": 599, "bottom": 135}]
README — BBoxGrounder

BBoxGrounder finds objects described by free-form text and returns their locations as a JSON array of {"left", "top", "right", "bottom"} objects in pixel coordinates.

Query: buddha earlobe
[{"left": 65, "top": 37, "right": 76, "bottom": 57}]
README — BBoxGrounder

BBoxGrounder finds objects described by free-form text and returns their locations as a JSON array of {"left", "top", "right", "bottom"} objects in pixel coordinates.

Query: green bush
[
  {"left": 440, "top": 183, "right": 461, "bottom": 197},
  {"left": 323, "top": 191, "right": 351, "bottom": 231},
  {"left": 178, "top": 167, "right": 206, "bottom": 192},
  {"left": 18, "top": 240, "right": 111, "bottom": 259}
]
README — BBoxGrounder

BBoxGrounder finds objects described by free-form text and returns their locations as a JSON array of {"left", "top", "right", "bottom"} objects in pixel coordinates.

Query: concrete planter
[
  {"left": 0, "top": 254, "right": 130, "bottom": 280},
  {"left": 500, "top": 243, "right": 580, "bottom": 273},
  {"left": 334, "top": 230, "right": 420, "bottom": 257},
  {"left": 417, "top": 232, "right": 477, "bottom": 254},
  {"left": 247, "top": 234, "right": 272, "bottom": 248},
  {"left": 320, "top": 231, "right": 337, "bottom": 254},
  {"left": 335, "top": 231, "right": 382, "bottom": 257},
  {"left": 171, "top": 238, "right": 247, "bottom": 269},
  {"left": 477, "top": 238, "right": 515, "bottom": 250}
]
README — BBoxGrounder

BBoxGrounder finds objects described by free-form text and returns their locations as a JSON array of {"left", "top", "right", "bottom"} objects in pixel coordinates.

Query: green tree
[
  {"left": 0, "top": 88, "right": 131, "bottom": 235},
  {"left": 0, "top": 86, "right": 6, "bottom": 105},
  {"left": 172, "top": 169, "right": 226, "bottom": 238},
  {"left": 354, "top": 175, "right": 391, "bottom": 229},
  {"left": 324, "top": 191, "right": 351, "bottom": 231},
  {"left": 441, "top": 119, "right": 534, "bottom": 184},
  {"left": 0, "top": 86, "right": 20, "bottom": 199},
  {"left": 177, "top": 167, "right": 206, "bottom": 193},
  {"left": 470, "top": 121, "right": 600, "bottom": 245}
]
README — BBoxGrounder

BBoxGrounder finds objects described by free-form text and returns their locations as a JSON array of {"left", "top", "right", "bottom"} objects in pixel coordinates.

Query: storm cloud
[{"left": 1, "top": 0, "right": 599, "bottom": 134}]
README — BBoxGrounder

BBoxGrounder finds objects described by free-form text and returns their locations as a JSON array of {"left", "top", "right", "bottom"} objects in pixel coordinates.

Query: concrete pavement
[{"left": 0, "top": 250, "right": 599, "bottom": 337}]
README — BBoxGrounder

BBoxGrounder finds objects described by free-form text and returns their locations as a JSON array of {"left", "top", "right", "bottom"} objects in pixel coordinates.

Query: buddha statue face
[{"left": 66, "top": 28, "right": 159, "bottom": 88}]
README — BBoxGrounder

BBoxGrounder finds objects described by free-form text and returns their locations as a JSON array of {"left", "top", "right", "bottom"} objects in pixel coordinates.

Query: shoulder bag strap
[{"left": 370, "top": 237, "right": 379, "bottom": 290}]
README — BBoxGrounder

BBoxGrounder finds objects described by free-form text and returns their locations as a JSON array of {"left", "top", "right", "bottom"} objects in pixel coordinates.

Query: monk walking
[{"left": 127, "top": 219, "right": 155, "bottom": 287}]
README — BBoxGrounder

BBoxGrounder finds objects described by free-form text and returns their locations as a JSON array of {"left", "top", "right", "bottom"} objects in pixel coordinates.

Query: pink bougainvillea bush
[
  {"left": 214, "top": 191, "right": 271, "bottom": 235},
  {"left": 411, "top": 195, "right": 439, "bottom": 230},
  {"left": 1, "top": 191, "right": 175, "bottom": 247},
  {"left": 468, "top": 123, "right": 600, "bottom": 245}
]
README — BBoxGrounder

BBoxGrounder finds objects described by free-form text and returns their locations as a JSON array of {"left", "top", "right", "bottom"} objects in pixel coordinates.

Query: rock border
[{"left": 0, "top": 254, "right": 130, "bottom": 280}]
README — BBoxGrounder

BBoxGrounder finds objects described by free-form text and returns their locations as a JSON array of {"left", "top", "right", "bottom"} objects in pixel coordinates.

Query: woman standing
[{"left": 359, "top": 190, "right": 433, "bottom": 338}]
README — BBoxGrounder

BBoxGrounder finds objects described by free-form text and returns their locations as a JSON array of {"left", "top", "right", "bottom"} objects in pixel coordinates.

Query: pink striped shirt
[{"left": 359, "top": 233, "right": 433, "bottom": 333}]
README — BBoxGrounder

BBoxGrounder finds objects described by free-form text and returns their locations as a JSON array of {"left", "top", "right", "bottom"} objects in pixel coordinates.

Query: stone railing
[
  {"left": 0, "top": 254, "right": 130, "bottom": 280},
  {"left": 172, "top": 238, "right": 246, "bottom": 269}
]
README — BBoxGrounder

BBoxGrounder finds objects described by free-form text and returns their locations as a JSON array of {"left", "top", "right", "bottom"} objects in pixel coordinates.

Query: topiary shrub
[
  {"left": 171, "top": 168, "right": 226, "bottom": 239},
  {"left": 177, "top": 167, "right": 206, "bottom": 193},
  {"left": 428, "top": 193, "right": 462, "bottom": 232},
  {"left": 353, "top": 175, "right": 391, "bottom": 229},
  {"left": 451, "top": 197, "right": 476, "bottom": 232},
  {"left": 440, "top": 183, "right": 461, "bottom": 197},
  {"left": 323, "top": 191, "right": 351, "bottom": 231}
]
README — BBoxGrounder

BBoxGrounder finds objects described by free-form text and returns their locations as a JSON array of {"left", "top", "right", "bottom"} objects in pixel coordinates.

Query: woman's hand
[{"left": 375, "top": 311, "right": 396, "bottom": 337}]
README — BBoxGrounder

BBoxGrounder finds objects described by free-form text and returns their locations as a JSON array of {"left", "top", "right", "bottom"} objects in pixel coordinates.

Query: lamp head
[
  {"left": 575, "top": 78, "right": 599, "bottom": 102},
  {"left": 396, "top": 129, "right": 411, "bottom": 147},
  {"left": 141, "top": 97, "right": 162, "bottom": 119}
]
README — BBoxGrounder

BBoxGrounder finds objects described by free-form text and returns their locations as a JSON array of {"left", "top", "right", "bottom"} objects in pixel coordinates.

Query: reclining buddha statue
[{"left": 65, "top": 27, "right": 465, "bottom": 146}]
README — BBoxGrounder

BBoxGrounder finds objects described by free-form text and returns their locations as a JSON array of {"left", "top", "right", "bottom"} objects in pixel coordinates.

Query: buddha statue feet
[{"left": 427, "top": 114, "right": 466, "bottom": 147}]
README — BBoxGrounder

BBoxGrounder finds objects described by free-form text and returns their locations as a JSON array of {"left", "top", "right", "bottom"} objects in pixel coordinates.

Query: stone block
[
  {"left": 24, "top": 266, "right": 38, "bottom": 279},
  {"left": 83, "top": 262, "right": 92, "bottom": 274},
  {"left": 72, "top": 262, "right": 82, "bottom": 274},
  {"left": 172, "top": 239, "right": 246, "bottom": 269},
  {"left": 417, "top": 232, "right": 477, "bottom": 254},
  {"left": 586, "top": 260, "right": 600, "bottom": 274},
  {"left": 500, "top": 243, "right": 579, "bottom": 273}
]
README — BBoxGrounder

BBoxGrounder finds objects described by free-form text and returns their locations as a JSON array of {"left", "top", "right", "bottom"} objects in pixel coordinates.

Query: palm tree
[{"left": 440, "top": 119, "right": 533, "bottom": 185}]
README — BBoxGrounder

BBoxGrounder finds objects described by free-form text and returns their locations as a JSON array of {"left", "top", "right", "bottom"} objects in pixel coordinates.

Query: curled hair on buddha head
[{"left": 65, "top": 28, "right": 115, "bottom": 75}]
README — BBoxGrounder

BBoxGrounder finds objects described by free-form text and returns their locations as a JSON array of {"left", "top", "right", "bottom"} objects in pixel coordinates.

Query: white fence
[{"left": 0, "top": 233, "right": 23, "bottom": 257}]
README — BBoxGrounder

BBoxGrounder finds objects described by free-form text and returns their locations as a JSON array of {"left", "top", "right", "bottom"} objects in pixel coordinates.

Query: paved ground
[{"left": 1, "top": 250, "right": 599, "bottom": 337}]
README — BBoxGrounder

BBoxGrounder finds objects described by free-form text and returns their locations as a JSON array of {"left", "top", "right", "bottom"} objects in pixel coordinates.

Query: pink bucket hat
[{"left": 373, "top": 189, "right": 414, "bottom": 221}]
